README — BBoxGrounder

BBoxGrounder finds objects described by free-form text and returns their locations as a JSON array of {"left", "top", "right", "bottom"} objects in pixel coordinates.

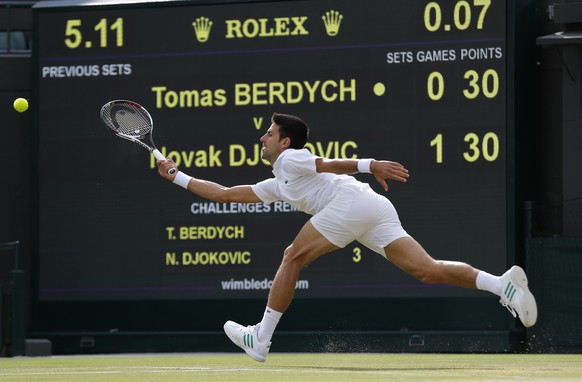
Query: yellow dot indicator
[
  {"left": 444, "top": 24, "right": 451, "bottom": 31},
  {"left": 373, "top": 82, "right": 386, "bottom": 96},
  {"left": 85, "top": 41, "right": 92, "bottom": 48}
]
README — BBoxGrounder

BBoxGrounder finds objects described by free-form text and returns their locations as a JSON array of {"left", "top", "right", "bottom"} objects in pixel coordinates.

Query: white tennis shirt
[{"left": 252, "top": 148, "right": 358, "bottom": 215}]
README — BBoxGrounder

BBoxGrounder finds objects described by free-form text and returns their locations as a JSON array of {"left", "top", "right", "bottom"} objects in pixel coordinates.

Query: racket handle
[{"left": 153, "top": 149, "right": 177, "bottom": 175}]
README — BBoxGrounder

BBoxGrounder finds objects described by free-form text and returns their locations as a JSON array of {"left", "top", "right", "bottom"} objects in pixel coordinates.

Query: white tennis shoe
[
  {"left": 223, "top": 321, "right": 271, "bottom": 362},
  {"left": 499, "top": 265, "right": 538, "bottom": 327}
]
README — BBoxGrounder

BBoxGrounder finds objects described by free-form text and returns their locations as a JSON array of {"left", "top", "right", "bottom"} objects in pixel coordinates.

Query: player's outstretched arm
[
  {"left": 316, "top": 157, "right": 409, "bottom": 191},
  {"left": 157, "top": 158, "right": 262, "bottom": 203}
]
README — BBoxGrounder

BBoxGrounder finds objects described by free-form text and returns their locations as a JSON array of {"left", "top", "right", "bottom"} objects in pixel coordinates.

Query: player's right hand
[{"left": 157, "top": 157, "right": 178, "bottom": 180}]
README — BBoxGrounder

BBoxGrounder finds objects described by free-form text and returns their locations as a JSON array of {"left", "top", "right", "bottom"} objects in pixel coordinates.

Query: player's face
[{"left": 260, "top": 124, "right": 285, "bottom": 164}]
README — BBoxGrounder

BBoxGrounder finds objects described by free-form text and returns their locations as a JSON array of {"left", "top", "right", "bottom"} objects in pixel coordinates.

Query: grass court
[{"left": 1, "top": 353, "right": 581, "bottom": 381}]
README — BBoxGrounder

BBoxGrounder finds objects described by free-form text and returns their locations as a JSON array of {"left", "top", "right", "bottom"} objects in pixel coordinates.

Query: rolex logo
[
  {"left": 322, "top": 10, "right": 343, "bottom": 36},
  {"left": 192, "top": 17, "right": 213, "bottom": 42}
]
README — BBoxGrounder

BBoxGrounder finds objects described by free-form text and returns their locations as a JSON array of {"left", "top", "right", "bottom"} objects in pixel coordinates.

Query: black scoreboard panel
[{"left": 34, "top": 0, "right": 508, "bottom": 307}]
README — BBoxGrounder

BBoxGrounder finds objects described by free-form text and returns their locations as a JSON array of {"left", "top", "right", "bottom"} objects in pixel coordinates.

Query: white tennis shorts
[{"left": 310, "top": 182, "right": 409, "bottom": 256}]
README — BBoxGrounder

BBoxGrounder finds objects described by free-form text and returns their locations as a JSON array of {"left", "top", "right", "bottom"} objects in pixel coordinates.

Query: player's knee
[
  {"left": 282, "top": 245, "right": 299, "bottom": 264},
  {"left": 282, "top": 244, "right": 308, "bottom": 268},
  {"left": 411, "top": 261, "right": 442, "bottom": 284},
  {"left": 413, "top": 271, "right": 434, "bottom": 284}
]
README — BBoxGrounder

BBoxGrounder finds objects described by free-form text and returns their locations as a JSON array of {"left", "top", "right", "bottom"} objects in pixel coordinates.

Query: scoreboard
[{"left": 33, "top": 0, "right": 509, "bottom": 306}]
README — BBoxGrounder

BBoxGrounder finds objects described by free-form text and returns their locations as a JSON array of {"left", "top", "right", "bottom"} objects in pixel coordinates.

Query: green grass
[{"left": 1, "top": 353, "right": 581, "bottom": 382}]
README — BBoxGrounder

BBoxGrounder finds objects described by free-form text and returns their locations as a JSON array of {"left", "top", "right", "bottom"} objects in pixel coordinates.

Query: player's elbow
[
  {"left": 216, "top": 195, "right": 235, "bottom": 203},
  {"left": 212, "top": 188, "right": 247, "bottom": 203},
  {"left": 315, "top": 158, "right": 336, "bottom": 173},
  {"left": 212, "top": 190, "right": 235, "bottom": 203}
]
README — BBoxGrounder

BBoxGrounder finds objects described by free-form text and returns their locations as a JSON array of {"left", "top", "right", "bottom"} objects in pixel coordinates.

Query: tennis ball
[{"left": 13, "top": 98, "right": 28, "bottom": 113}]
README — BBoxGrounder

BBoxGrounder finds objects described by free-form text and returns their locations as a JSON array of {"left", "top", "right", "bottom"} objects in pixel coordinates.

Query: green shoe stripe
[
  {"left": 504, "top": 282, "right": 517, "bottom": 302},
  {"left": 243, "top": 333, "right": 254, "bottom": 349},
  {"left": 509, "top": 287, "right": 517, "bottom": 302}
]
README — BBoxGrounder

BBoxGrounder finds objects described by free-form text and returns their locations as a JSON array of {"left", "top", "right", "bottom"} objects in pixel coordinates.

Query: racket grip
[{"left": 153, "top": 149, "right": 177, "bottom": 175}]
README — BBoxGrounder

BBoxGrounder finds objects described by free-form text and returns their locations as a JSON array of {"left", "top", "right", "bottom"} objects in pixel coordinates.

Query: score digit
[
  {"left": 427, "top": 71, "right": 445, "bottom": 101},
  {"left": 352, "top": 247, "right": 362, "bottom": 263},
  {"left": 430, "top": 133, "right": 443, "bottom": 163},
  {"left": 64, "top": 19, "right": 82, "bottom": 48},
  {"left": 474, "top": 0, "right": 491, "bottom": 29}
]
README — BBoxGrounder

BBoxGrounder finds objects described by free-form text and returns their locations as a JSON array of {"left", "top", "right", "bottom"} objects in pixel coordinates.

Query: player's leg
[
  {"left": 266, "top": 220, "right": 338, "bottom": 312},
  {"left": 224, "top": 220, "right": 338, "bottom": 362},
  {"left": 384, "top": 236, "right": 479, "bottom": 288},
  {"left": 383, "top": 237, "right": 537, "bottom": 327},
  {"left": 355, "top": 187, "right": 481, "bottom": 288}
]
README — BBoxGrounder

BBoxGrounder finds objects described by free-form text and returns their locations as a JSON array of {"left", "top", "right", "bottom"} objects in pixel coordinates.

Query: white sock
[
  {"left": 476, "top": 271, "right": 502, "bottom": 296},
  {"left": 257, "top": 306, "right": 282, "bottom": 343}
]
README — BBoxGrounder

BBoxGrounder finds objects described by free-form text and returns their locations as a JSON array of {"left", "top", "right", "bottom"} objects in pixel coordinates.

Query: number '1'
[{"left": 430, "top": 133, "right": 443, "bottom": 163}]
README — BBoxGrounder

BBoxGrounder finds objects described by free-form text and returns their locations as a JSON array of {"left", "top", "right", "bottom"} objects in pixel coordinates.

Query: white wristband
[
  {"left": 172, "top": 171, "right": 192, "bottom": 189},
  {"left": 357, "top": 158, "right": 374, "bottom": 173}
]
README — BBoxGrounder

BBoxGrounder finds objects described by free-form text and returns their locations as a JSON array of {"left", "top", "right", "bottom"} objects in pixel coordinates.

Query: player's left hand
[{"left": 370, "top": 160, "right": 409, "bottom": 191}]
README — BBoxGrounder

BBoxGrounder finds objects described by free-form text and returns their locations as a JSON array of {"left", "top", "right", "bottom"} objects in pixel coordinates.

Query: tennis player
[{"left": 157, "top": 112, "right": 537, "bottom": 362}]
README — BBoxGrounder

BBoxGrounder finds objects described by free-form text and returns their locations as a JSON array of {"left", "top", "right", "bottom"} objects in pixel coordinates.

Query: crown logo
[
  {"left": 192, "top": 17, "right": 213, "bottom": 42},
  {"left": 322, "top": 10, "right": 343, "bottom": 36}
]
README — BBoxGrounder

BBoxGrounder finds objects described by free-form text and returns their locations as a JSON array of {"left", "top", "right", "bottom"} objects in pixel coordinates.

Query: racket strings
[{"left": 103, "top": 104, "right": 152, "bottom": 138}]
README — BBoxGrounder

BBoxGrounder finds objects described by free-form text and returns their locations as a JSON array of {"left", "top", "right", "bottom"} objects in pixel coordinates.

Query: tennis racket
[{"left": 100, "top": 100, "right": 176, "bottom": 175}]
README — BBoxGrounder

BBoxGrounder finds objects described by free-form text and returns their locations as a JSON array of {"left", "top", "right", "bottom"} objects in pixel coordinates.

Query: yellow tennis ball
[{"left": 13, "top": 98, "right": 28, "bottom": 113}]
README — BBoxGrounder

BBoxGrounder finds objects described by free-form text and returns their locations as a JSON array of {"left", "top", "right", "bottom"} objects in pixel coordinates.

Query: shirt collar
[{"left": 272, "top": 149, "right": 293, "bottom": 176}]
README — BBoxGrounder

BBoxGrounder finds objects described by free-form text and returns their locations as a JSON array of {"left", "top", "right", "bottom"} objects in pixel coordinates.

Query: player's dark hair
[{"left": 272, "top": 112, "right": 309, "bottom": 149}]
